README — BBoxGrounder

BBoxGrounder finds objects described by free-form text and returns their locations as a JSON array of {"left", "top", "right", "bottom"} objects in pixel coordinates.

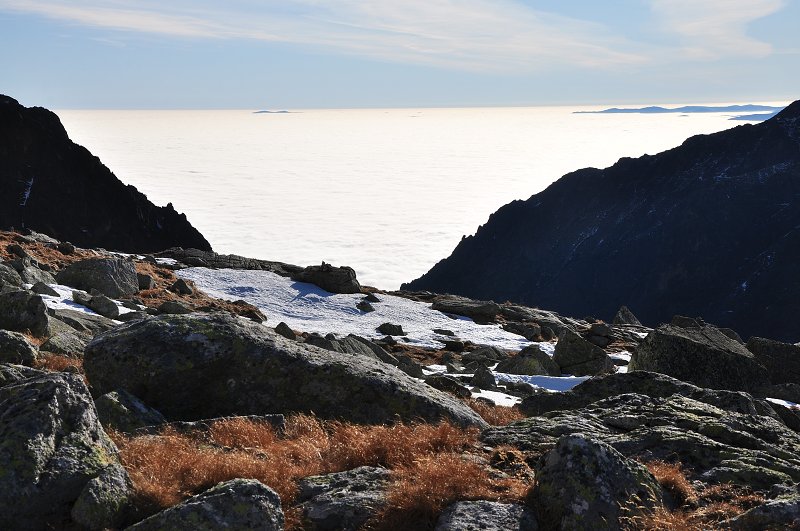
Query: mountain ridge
[{"left": 404, "top": 99, "right": 800, "bottom": 341}]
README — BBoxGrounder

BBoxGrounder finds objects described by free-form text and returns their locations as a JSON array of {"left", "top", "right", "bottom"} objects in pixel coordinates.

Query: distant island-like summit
[
  {"left": 253, "top": 110, "right": 293, "bottom": 114},
  {"left": 576, "top": 104, "right": 785, "bottom": 121}
]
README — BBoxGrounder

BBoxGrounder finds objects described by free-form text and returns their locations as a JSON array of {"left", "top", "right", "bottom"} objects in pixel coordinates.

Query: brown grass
[
  {"left": 34, "top": 352, "right": 84, "bottom": 374},
  {"left": 115, "top": 415, "right": 529, "bottom": 529},
  {"left": 464, "top": 398, "right": 525, "bottom": 426},
  {"left": 623, "top": 463, "right": 766, "bottom": 531}
]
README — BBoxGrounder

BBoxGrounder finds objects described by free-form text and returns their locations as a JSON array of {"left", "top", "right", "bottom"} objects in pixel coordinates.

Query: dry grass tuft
[
  {"left": 464, "top": 398, "right": 525, "bottom": 426},
  {"left": 34, "top": 352, "right": 84, "bottom": 374},
  {"left": 646, "top": 460, "right": 698, "bottom": 507},
  {"left": 116, "top": 415, "right": 529, "bottom": 529},
  {"left": 367, "top": 453, "right": 529, "bottom": 531}
]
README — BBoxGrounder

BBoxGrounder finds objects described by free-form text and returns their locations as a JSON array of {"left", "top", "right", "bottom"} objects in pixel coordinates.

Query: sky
[{"left": 1, "top": 0, "right": 798, "bottom": 109}]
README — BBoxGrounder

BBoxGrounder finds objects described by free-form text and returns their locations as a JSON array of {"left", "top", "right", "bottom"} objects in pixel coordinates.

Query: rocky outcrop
[
  {"left": 746, "top": 336, "right": 800, "bottom": 385},
  {"left": 530, "top": 434, "right": 663, "bottom": 530},
  {"left": 158, "top": 247, "right": 303, "bottom": 276},
  {"left": 127, "top": 479, "right": 284, "bottom": 531},
  {"left": 435, "top": 500, "right": 537, "bottom": 531},
  {"left": 291, "top": 262, "right": 362, "bottom": 294},
  {"left": 84, "top": 313, "right": 486, "bottom": 427},
  {"left": 403, "top": 101, "right": 800, "bottom": 342},
  {"left": 0, "top": 289, "right": 52, "bottom": 336},
  {"left": 722, "top": 496, "right": 800, "bottom": 530},
  {"left": 629, "top": 324, "right": 769, "bottom": 392},
  {"left": 0, "top": 95, "right": 211, "bottom": 252},
  {"left": 56, "top": 257, "right": 138, "bottom": 298},
  {"left": 297, "top": 466, "right": 391, "bottom": 530},
  {"left": 94, "top": 389, "right": 167, "bottom": 433},
  {"left": 0, "top": 370, "right": 123, "bottom": 530},
  {"left": 0, "top": 329, "right": 38, "bottom": 365},
  {"left": 553, "top": 329, "right": 615, "bottom": 376},
  {"left": 495, "top": 344, "right": 560, "bottom": 376},
  {"left": 484, "top": 392, "right": 800, "bottom": 490}
]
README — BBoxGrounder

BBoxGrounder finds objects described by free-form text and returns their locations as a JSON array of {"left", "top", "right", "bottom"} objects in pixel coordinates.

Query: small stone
[
  {"left": 170, "top": 278, "right": 194, "bottom": 295},
  {"left": 433, "top": 328, "right": 455, "bottom": 336},
  {"left": 377, "top": 322, "right": 405, "bottom": 336},
  {"left": 275, "top": 322, "right": 297, "bottom": 340},
  {"left": 357, "top": 300, "right": 375, "bottom": 313}
]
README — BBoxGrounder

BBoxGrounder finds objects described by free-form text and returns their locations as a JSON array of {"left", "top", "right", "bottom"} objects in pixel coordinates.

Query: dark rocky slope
[
  {"left": 0, "top": 95, "right": 211, "bottom": 253},
  {"left": 404, "top": 100, "right": 800, "bottom": 341}
]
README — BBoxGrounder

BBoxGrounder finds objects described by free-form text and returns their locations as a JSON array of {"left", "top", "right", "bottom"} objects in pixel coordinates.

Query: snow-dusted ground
[
  {"left": 179, "top": 267, "right": 534, "bottom": 351},
  {"left": 27, "top": 283, "right": 134, "bottom": 320}
]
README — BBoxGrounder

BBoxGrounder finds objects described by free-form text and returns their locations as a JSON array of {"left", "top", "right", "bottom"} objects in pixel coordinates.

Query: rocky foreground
[{"left": 2, "top": 229, "right": 800, "bottom": 530}]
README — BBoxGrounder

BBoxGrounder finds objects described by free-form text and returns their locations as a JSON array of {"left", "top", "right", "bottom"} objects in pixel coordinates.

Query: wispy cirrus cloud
[
  {"left": 650, "top": 0, "right": 786, "bottom": 59},
  {"left": 0, "top": 0, "right": 645, "bottom": 71}
]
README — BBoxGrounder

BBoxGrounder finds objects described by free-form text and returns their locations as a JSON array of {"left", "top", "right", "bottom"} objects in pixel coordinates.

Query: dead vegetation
[
  {"left": 112, "top": 415, "right": 530, "bottom": 530},
  {"left": 464, "top": 398, "right": 525, "bottom": 426}
]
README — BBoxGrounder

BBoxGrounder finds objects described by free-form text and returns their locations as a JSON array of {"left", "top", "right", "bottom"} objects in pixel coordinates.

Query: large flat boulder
[
  {"left": 84, "top": 313, "right": 486, "bottom": 427},
  {"left": 0, "top": 370, "right": 123, "bottom": 530},
  {"left": 629, "top": 324, "right": 770, "bottom": 392},
  {"left": 56, "top": 257, "right": 138, "bottom": 298}
]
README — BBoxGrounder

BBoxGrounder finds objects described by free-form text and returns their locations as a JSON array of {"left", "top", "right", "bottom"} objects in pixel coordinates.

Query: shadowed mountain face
[
  {"left": 0, "top": 95, "right": 211, "bottom": 253},
  {"left": 404, "top": 100, "right": 800, "bottom": 342}
]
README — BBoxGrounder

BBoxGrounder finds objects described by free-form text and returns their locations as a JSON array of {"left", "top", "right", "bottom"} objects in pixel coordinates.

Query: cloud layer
[{"left": 0, "top": 0, "right": 787, "bottom": 71}]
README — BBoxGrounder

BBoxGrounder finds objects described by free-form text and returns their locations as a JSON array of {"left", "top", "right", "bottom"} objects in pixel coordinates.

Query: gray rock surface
[
  {"left": 553, "top": 329, "right": 615, "bottom": 376},
  {"left": 431, "top": 295, "right": 500, "bottom": 323},
  {"left": 484, "top": 392, "right": 800, "bottom": 490},
  {"left": 0, "top": 329, "right": 38, "bottom": 365},
  {"left": 0, "top": 362, "right": 46, "bottom": 387},
  {"left": 71, "top": 463, "right": 133, "bottom": 530},
  {"left": 0, "top": 262, "right": 23, "bottom": 292},
  {"left": 629, "top": 324, "right": 770, "bottom": 392},
  {"left": 87, "top": 294, "right": 121, "bottom": 319},
  {"left": 56, "top": 257, "right": 139, "bottom": 298},
  {"left": 51, "top": 307, "right": 118, "bottom": 336},
  {"left": 613, "top": 305, "right": 642, "bottom": 326},
  {"left": 275, "top": 321, "right": 297, "bottom": 340},
  {"left": 127, "top": 478, "right": 284, "bottom": 531},
  {"left": 158, "top": 300, "right": 194, "bottom": 314},
  {"left": 84, "top": 313, "right": 486, "bottom": 427},
  {"left": 297, "top": 466, "right": 391, "bottom": 530},
  {"left": 0, "top": 372, "right": 121, "bottom": 530},
  {"left": 721, "top": 496, "right": 800, "bottom": 530},
  {"left": 0, "top": 289, "right": 52, "bottom": 336},
  {"left": 95, "top": 389, "right": 167, "bottom": 433},
  {"left": 747, "top": 336, "right": 800, "bottom": 385},
  {"left": 495, "top": 344, "right": 560, "bottom": 376},
  {"left": 502, "top": 322, "right": 542, "bottom": 340},
  {"left": 530, "top": 434, "right": 663, "bottom": 530},
  {"left": 435, "top": 500, "right": 538, "bottom": 531},
  {"left": 31, "top": 280, "right": 59, "bottom": 296},
  {"left": 377, "top": 322, "right": 405, "bottom": 336}
]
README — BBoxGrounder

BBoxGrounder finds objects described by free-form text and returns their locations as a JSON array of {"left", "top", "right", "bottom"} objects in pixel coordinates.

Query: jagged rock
[
  {"left": 518, "top": 371, "right": 781, "bottom": 419},
  {"left": 297, "top": 466, "right": 391, "bottom": 531},
  {"left": 472, "top": 365, "right": 497, "bottom": 390},
  {"left": 291, "top": 262, "right": 362, "bottom": 294},
  {"left": 170, "top": 278, "right": 194, "bottom": 295},
  {"left": 57, "top": 258, "right": 138, "bottom": 298},
  {"left": 431, "top": 295, "right": 500, "bottom": 323},
  {"left": 435, "top": 501, "right": 537, "bottom": 531},
  {"left": 87, "top": 294, "right": 120, "bottom": 319},
  {"left": 502, "top": 321, "right": 542, "bottom": 340},
  {"left": 275, "top": 321, "right": 297, "bottom": 340},
  {"left": 71, "top": 463, "right": 133, "bottom": 530},
  {"left": 158, "top": 300, "right": 194, "bottom": 314},
  {"left": 462, "top": 345, "right": 508, "bottom": 365},
  {"left": 127, "top": 479, "right": 284, "bottom": 531},
  {"left": 721, "top": 496, "right": 800, "bottom": 530},
  {"left": 553, "top": 329, "right": 615, "bottom": 376},
  {"left": 0, "top": 363, "right": 45, "bottom": 387},
  {"left": 356, "top": 300, "right": 375, "bottom": 312},
  {"left": 84, "top": 313, "right": 486, "bottom": 427},
  {"left": 426, "top": 375, "right": 471, "bottom": 398},
  {"left": 629, "top": 324, "right": 770, "bottom": 392},
  {"left": 137, "top": 272, "right": 156, "bottom": 290},
  {"left": 0, "top": 290, "right": 52, "bottom": 336},
  {"left": 0, "top": 262, "right": 23, "bottom": 292},
  {"left": 0, "top": 96, "right": 211, "bottom": 252},
  {"left": 0, "top": 372, "right": 121, "bottom": 530},
  {"left": 95, "top": 389, "right": 167, "bottom": 433},
  {"left": 747, "top": 336, "right": 800, "bottom": 385},
  {"left": 484, "top": 392, "right": 800, "bottom": 490},
  {"left": 495, "top": 344, "right": 560, "bottom": 376},
  {"left": 531, "top": 434, "right": 663, "bottom": 530},
  {"left": 30, "top": 280, "right": 58, "bottom": 296},
  {"left": 0, "top": 329, "right": 38, "bottom": 365},
  {"left": 613, "top": 305, "right": 642, "bottom": 326},
  {"left": 51, "top": 308, "right": 118, "bottom": 336},
  {"left": 377, "top": 322, "right": 405, "bottom": 336}
]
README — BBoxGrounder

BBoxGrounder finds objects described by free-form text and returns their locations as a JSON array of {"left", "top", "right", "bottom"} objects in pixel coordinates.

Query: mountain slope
[
  {"left": 0, "top": 95, "right": 211, "bottom": 252},
  {"left": 404, "top": 100, "right": 800, "bottom": 341}
]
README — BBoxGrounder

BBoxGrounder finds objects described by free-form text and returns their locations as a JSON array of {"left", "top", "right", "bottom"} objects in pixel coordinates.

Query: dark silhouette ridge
[
  {"left": 0, "top": 95, "right": 211, "bottom": 252},
  {"left": 404, "top": 99, "right": 800, "bottom": 342}
]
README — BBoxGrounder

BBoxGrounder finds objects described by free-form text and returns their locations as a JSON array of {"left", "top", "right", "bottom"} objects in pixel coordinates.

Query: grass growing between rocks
[
  {"left": 464, "top": 398, "right": 525, "bottom": 426},
  {"left": 623, "top": 461, "right": 766, "bottom": 530},
  {"left": 112, "top": 415, "right": 530, "bottom": 530}
]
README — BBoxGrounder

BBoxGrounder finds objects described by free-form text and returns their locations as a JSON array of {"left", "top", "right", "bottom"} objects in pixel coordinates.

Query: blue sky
[{"left": 1, "top": 0, "right": 798, "bottom": 109}]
